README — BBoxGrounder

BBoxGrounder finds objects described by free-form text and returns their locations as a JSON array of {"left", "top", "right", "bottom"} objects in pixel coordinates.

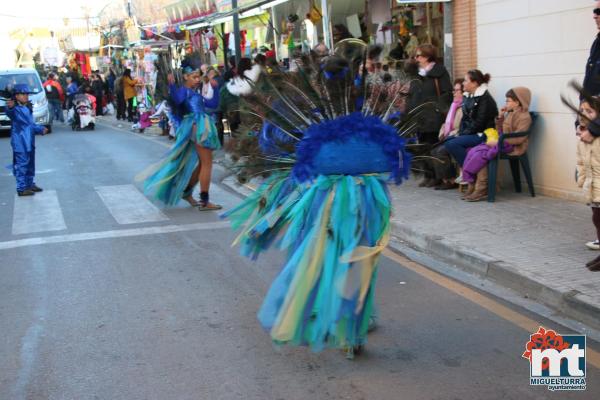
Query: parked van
[{"left": 0, "top": 68, "right": 51, "bottom": 134}]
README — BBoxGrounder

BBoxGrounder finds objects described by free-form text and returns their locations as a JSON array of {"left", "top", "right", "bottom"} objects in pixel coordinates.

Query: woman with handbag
[{"left": 413, "top": 44, "right": 453, "bottom": 187}]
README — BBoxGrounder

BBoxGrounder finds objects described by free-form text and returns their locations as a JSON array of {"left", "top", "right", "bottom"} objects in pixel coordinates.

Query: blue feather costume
[
  {"left": 139, "top": 84, "right": 220, "bottom": 206},
  {"left": 222, "top": 52, "right": 413, "bottom": 356}
]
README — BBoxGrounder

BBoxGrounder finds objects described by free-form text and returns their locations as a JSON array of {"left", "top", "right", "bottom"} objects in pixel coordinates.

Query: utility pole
[{"left": 232, "top": 0, "right": 242, "bottom": 65}]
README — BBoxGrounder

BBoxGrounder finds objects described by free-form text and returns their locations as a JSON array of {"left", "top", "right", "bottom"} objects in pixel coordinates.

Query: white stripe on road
[
  {"left": 12, "top": 190, "right": 67, "bottom": 235},
  {"left": 0, "top": 221, "right": 230, "bottom": 251},
  {"left": 96, "top": 184, "right": 168, "bottom": 224}
]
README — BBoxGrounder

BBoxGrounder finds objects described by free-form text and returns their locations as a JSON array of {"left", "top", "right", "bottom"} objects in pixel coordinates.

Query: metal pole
[
  {"left": 271, "top": 5, "right": 278, "bottom": 61},
  {"left": 321, "top": 0, "right": 331, "bottom": 50},
  {"left": 221, "top": 23, "right": 229, "bottom": 72},
  {"left": 443, "top": 1, "right": 453, "bottom": 79},
  {"left": 232, "top": 0, "right": 242, "bottom": 65}
]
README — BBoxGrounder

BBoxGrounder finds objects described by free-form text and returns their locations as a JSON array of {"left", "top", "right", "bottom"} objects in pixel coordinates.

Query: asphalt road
[{"left": 0, "top": 120, "right": 598, "bottom": 400}]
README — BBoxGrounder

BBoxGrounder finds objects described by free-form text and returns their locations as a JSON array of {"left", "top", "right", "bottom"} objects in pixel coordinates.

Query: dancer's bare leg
[
  {"left": 196, "top": 144, "right": 221, "bottom": 210},
  {"left": 182, "top": 163, "right": 201, "bottom": 206}
]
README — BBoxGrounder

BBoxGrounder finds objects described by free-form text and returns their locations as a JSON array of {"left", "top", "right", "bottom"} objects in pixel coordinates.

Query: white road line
[
  {"left": 0, "top": 221, "right": 230, "bottom": 251},
  {"left": 96, "top": 184, "right": 169, "bottom": 224},
  {"left": 12, "top": 190, "right": 67, "bottom": 235}
]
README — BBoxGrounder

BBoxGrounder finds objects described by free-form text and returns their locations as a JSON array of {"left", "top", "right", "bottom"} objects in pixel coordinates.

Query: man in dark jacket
[{"left": 584, "top": 1, "right": 600, "bottom": 97}]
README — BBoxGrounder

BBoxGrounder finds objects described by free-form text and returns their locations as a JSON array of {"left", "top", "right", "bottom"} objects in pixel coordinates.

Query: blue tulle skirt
[
  {"left": 139, "top": 113, "right": 220, "bottom": 206},
  {"left": 223, "top": 172, "right": 391, "bottom": 351}
]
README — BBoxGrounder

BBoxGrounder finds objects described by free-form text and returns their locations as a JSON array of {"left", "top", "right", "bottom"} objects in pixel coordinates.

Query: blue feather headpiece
[
  {"left": 181, "top": 56, "right": 200, "bottom": 75},
  {"left": 292, "top": 113, "right": 411, "bottom": 184}
]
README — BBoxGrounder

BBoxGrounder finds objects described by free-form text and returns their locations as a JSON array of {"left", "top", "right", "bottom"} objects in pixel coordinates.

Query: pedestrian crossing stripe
[
  {"left": 95, "top": 184, "right": 168, "bottom": 225},
  {"left": 12, "top": 190, "right": 67, "bottom": 235}
]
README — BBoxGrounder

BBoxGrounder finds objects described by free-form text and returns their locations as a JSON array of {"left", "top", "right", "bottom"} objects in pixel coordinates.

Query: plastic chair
[{"left": 487, "top": 112, "right": 537, "bottom": 202}]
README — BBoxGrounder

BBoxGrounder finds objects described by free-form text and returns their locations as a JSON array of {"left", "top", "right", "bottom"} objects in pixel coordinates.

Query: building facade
[{"left": 454, "top": 0, "right": 595, "bottom": 200}]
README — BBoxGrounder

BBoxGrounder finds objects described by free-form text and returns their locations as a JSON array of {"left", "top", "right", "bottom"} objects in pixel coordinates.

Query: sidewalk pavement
[
  {"left": 222, "top": 174, "right": 600, "bottom": 332},
  {"left": 387, "top": 180, "right": 600, "bottom": 331}
]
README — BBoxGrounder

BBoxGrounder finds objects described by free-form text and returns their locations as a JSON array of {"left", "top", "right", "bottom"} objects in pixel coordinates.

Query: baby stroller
[{"left": 70, "top": 94, "right": 96, "bottom": 131}]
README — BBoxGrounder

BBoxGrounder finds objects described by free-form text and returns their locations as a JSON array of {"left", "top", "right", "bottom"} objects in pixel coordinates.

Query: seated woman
[
  {"left": 461, "top": 87, "right": 532, "bottom": 201},
  {"left": 429, "top": 78, "right": 465, "bottom": 190},
  {"left": 443, "top": 69, "right": 498, "bottom": 180}
]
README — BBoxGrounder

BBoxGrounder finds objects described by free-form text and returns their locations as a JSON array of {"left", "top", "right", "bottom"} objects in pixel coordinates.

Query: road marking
[
  {"left": 96, "top": 184, "right": 169, "bottom": 224},
  {"left": 0, "top": 221, "right": 230, "bottom": 251},
  {"left": 12, "top": 190, "right": 67, "bottom": 235},
  {"left": 383, "top": 248, "right": 600, "bottom": 369}
]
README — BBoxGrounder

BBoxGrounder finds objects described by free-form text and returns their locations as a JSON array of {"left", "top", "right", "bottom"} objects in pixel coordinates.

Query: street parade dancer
[
  {"left": 5, "top": 83, "right": 48, "bottom": 197},
  {"left": 222, "top": 45, "right": 415, "bottom": 359},
  {"left": 139, "top": 57, "right": 222, "bottom": 210}
]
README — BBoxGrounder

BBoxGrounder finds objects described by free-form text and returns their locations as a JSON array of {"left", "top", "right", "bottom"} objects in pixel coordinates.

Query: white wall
[{"left": 476, "top": 0, "right": 596, "bottom": 200}]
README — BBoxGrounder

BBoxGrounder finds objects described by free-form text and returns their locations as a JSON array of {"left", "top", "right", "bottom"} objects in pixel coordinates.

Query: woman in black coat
[
  {"left": 443, "top": 69, "right": 498, "bottom": 168},
  {"left": 412, "top": 44, "right": 453, "bottom": 186}
]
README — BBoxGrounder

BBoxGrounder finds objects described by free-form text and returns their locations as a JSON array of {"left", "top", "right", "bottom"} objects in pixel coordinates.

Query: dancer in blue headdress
[
  {"left": 139, "top": 57, "right": 222, "bottom": 210},
  {"left": 223, "top": 47, "right": 415, "bottom": 359}
]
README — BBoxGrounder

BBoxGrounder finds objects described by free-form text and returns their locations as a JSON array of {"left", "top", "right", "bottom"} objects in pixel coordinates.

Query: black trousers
[
  {"left": 116, "top": 93, "right": 126, "bottom": 119},
  {"left": 126, "top": 97, "right": 135, "bottom": 121}
]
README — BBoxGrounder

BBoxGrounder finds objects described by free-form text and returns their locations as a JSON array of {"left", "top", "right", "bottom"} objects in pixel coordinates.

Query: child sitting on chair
[{"left": 461, "top": 86, "right": 532, "bottom": 201}]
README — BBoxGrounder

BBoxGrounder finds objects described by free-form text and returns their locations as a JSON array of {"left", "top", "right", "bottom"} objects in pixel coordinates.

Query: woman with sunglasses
[{"left": 413, "top": 44, "right": 453, "bottom": 187}]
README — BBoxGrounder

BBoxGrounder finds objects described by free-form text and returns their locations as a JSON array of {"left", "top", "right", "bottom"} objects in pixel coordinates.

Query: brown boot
[
  {"left": 465, "top": 168, "right": 488, "bottom": 201},
  {"left": 461, "top": 183, "right": 475, "bottom": 199}
]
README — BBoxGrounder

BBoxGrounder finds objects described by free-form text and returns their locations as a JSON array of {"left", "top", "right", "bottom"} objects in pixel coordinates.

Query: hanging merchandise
[{"left": 306, "top": 0, "right": 322, "bottom": 24}]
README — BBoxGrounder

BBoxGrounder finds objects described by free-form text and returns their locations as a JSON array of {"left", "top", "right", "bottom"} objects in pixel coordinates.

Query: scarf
[{"left": 443, "top": 99, "right": 462, "bottom": 136}]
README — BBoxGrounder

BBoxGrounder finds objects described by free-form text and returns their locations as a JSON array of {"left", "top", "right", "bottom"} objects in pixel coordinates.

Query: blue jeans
[
  {"left": 443, "top": 134, "right": 486, "bottom": 166},
  {"left": 49, "top": 99, "right": 64, "bottom": 123}
]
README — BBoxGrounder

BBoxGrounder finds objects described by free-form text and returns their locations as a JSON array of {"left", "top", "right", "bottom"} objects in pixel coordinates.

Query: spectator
[
  {"left": 583, "top": 1, "right": 600, "bottom": 97},
  {"left": 389, "top": 39, "right": 405, "bottom": 60},
  {"left": 114, "top": 73, "right": 125, "bottom": 120},
  {"left": 332, "top": 24, "right": 352, "bottom": 43},
  {"left": 443, "top": 69, "right": 498, "bottom": 180},
  {"left": 43, "top": 73, "right": 64, "bottom": 124},
  {"left": 576, "top": 98, "right": 600, "bottom": 270},
  {"left": 107, "top": 69, "right": 116, "bottom": 99},
  {"left": 66, "top": 76, "right": 78, "bottom": 110},
  {"left": 202, "top": 67, "right": 224, "bottom": 144},
  {"left": 91, "top": 73, "right": 104, "bottom": 116},
  {"left": 222, "top": 56, "right": 237, "bottom": 83},
  {"left": 122, "top": 69, "right": 139, "bottom": 122},
  {"left": 461, "top": 87, "right": 532, "bottom": 201},
  {"left": 414, "top": 44, "right": 452, "bottom": 187},
  {"left": 405, "top": 32, "right": 419, "bottom": 58},
  {"left": 429, "top": 78, "right": 465, "bottom": 190}
]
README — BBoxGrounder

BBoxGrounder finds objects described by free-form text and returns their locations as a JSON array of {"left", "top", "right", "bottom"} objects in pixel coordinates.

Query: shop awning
[
  {"left": 395, "top": 0, "right": 450, "bottom": 3},
  {"left": 184, "top": 0, "right": 290, "bottom": 30}
]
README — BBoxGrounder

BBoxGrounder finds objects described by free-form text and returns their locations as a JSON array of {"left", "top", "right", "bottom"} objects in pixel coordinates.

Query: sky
[
  {"left": 0, "top": 0, "right": 114, "bottom": 68},
  {"left": 0, "top": 0, "right": 113, "bottom": 34}
]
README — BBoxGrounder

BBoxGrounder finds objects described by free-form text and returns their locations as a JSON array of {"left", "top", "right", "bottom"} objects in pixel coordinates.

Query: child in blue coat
[{"left": 5, "top": 83, "right": 48, "bottom": 196}]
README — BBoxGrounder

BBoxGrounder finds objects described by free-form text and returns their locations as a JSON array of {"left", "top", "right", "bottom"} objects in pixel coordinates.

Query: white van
[{"left": 0, "top": 68, "right": 51, "bottom": 133}]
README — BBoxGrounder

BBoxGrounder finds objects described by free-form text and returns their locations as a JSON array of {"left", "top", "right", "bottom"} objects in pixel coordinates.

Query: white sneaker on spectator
[
  {"left": 586, "top": 240, "right": 600, "bottom": 250},
  {"left": 455, "top": 174, "right": 463, "bottom": 184}
]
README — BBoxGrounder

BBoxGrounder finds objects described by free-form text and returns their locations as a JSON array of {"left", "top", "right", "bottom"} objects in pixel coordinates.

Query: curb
[{"left": 389, "top": 220, "right": 600, "bottom": 332}]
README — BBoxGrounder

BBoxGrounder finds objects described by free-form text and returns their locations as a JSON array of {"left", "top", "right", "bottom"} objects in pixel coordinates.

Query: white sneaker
[
  {"left": 455, "top": 174, "right": 463, "bottom": 184},
  {"left": 586, "top": 240, "right": 600, "bottom": 250}
]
